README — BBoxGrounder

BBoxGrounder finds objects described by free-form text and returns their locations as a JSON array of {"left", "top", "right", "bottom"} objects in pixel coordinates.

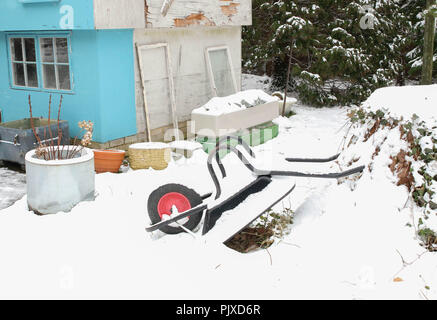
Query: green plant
[
  {"left": 418, "top": 228, "right": 437, "bottom": 251},
  {"left": 225, "top": 207, "right": 294, "bottom": 253}
]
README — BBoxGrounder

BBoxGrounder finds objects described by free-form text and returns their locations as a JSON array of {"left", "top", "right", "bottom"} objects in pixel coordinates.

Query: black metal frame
[
  {"left": 146, "top": 136, "right": 365, "bottom": 235},
  {"left": 207, "top": 136, "right": 364, "bottom": 200}
]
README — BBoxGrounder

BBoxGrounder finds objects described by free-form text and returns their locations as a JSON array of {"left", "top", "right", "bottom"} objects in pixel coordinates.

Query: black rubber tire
[{"left": 147, "top": 183, "right": 203, "bottom": 234}]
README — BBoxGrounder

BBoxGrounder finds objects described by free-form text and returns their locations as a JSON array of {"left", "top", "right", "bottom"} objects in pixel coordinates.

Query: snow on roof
[
  {"left": 192, "top": 89, "right": 279, "bottom": 116},
  {"left": 362, "top": 84, "right": 437, "bottom": 123}
]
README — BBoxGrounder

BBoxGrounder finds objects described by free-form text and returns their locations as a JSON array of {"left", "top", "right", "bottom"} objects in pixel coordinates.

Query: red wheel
[
  {"left": 157, "top": 192, "right": 192, "bottom": 219},
  {"left": 148, "top": 184, "right": 203, "bottom": 234}
]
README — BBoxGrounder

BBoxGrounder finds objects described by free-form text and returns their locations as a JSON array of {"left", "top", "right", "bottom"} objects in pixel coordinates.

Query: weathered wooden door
[{"left": 136, "top": 43, "right": 179, "bottom": 141}]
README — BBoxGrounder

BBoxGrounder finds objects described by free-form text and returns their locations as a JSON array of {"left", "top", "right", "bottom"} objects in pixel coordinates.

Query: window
[
  {"left": 10, "top": 38, "right": 38, "bottom": 88},
  {"left": 40, "top": 38, "right": 71, "bottom": 90},
  {"left": 8, "top": 34, "right": 72, "bottom": 92},
  {"left": 205, "top": 46, "right": 238, "bottom": 97}
]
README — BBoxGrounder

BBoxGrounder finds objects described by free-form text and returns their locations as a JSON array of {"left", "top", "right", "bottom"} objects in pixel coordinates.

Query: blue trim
[
  {"left": 6, "top": 31, "right": 74, "bottom": 94},
  {"left": 19, "top": 0, "right": 60, "bottom": 3}
]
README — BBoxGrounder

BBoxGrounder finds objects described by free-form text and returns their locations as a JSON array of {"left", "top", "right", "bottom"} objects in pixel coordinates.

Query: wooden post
[
  {"left": 136, "top": 44, "right": 152, "bottom": 142},
  {"left": 421, "top": 0, "right": 436, "bottom": 85},
  {"left": 282, "top": 41, "right": 293, "bottom": 117}
]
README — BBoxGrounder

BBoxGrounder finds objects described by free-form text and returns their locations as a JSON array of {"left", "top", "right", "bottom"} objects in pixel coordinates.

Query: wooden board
[
  {"left": 136, "top": 43, "right": 180, "bottom": 140},
  {"left": 145, "top": 0, "right": 252, "bottom": 28}
]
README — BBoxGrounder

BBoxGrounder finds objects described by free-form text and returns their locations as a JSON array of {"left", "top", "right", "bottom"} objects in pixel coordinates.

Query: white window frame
[
  {"left": 39, "top": 37, "right": 71, "bottom": 91},
  {"left": 7, "top": 33, "right": 73, "bottom": 93},
  {"left": 136, "top": 42, "right": 179, "bottom": 141},
  {"left": 205, "top": 46, "right": 238, "bottom": 97}
]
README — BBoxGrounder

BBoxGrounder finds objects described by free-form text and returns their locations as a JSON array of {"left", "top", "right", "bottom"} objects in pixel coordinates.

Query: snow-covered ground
[
  {"left": 1, "top": 95, "right": 435, "bottom": 299},
  {"left": 0, "top": 166, "right": 26, "bottom": 211}
]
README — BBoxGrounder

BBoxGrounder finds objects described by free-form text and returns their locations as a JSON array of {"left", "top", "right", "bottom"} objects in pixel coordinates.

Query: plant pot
[
  {"left": 93, "top": 149, "right": 125, "bottom": 173},
  {"left": 25, "top": 146, "right": 95, "bottom": 215},
  {"left": 128, "top": 142, "right": 171, "bottom": 170},
  {"left": 192, "top": 101, "right": 279, "bottom": 137}
]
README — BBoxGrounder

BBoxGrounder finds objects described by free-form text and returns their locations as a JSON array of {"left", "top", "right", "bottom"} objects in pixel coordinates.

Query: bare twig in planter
[
  {"left": 57, "top": 95, "right": 63, "bottom": 159},
  {"left": 28, "top": 95, "right": 42, "bottom": 146},
  {"left": 70, "top": 121, "right": 93, "bottom": 159},
  {"left": 29, "top": 94, "right": 92, "bottom": 160},
  {"left": 29, "top": 95, "right": 49, "bottom": 160},
  {"left": 67, "top": 136, "right": 78, "bottom": 159},
  {"left": 47, "top": 95, "right": 56, "bottom": 160},
  {"left": 43, "top": 127, "right": 48, "bottom": 160}
]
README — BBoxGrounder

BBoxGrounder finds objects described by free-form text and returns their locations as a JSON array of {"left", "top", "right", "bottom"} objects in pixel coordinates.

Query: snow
[
  {"left": 362, "top": 84, "right": 437, "bottom": 124},
  {"left": 169, "top": 140, "right": 202, "bottom": 151},
  {"left": 0, "top": 167, "right": 26, "bottom": 210},
  {"left": 129, "top": 142, "right": 169, "bottom": 150},
  {"left": 1, "top": 101, "right": 436, "bottom": 299},
  {"left": 25, "top": 147, "right": 93, "bottom": 165},
  {"left": 192, "top": 89, "right": 279, "bottom": 116},
  {"left": 1, "top": 82, "right": 437, "bottom": 299},
  {"left": 242, "top": 74, "right": 272, "bottom": 92}
]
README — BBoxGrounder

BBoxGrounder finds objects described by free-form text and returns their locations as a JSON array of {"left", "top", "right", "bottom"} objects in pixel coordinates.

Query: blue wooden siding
[
  {"left": 0, "top": 0, "right": 94, "bottom": 31},
  {"left": 95, "top": 30, "right": 137, "bottom": 143},
  {"left": 0, "top": 29, "right": 137, "bottom": 143}
]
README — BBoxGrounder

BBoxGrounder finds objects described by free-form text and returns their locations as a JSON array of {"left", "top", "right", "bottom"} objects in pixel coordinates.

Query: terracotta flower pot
[{"left": 93, "top": 149, "right": 125, "bottom": 173}]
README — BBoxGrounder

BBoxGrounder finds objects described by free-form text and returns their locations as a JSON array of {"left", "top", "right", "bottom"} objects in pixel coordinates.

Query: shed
[{"left": 0, "top": 0, "right": 252, "bottom": 148}]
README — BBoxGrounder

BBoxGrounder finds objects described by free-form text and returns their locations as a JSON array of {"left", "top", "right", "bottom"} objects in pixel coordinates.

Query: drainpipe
[{"left": 0, "top": 109, "right": 2, "bottom": 123}]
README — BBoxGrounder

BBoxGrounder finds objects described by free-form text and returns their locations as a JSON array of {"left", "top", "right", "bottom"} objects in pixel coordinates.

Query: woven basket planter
[{"left": 129, "top": 142, "right": 171, "bottom": 170}]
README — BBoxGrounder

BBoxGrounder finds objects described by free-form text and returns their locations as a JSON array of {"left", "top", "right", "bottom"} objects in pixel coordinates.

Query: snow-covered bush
[{"left": 344, "top": 87, "right": 437, "bottom": 251}]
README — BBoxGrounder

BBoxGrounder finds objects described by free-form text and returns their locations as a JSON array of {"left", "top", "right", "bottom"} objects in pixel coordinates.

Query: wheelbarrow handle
[
  {"left": 207, "top": 144, "right": 365, "bottom": 199},
  {"left": 285, "top": 153, "right": 341, "bottom": 163},
  {"left": 214, "top": 135, "right": 256, "bottom": 179},
  {"left": 266, "top": 165, "right": 366, "bottom": 179}
]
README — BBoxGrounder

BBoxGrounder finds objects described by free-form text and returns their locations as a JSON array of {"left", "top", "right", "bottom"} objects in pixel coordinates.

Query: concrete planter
[
  {"left": 25, "top": 147, "right": 95, "bottom": 215},
  {"left": 192, "top": 101, "right": 279, "bottom": 137}
]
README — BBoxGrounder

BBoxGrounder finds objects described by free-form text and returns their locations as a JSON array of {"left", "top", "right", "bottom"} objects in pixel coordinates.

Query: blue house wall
[
  {"left": 0, "top": 0, "right": 95, "bottom": 31},
  {"left": 0, "top": 1, "right": 138, "bottom": 143},
  {"left": 95, "top": 29, "right": 137, "bottom": 143},
  {"left": 0, "top": 29, "right": 137, "bottom": 143}
]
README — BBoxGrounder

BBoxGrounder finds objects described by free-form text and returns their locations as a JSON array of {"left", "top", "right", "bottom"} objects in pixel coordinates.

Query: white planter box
[
  {"left": 25, "top": 147, "right": 95, "bottom": 215},
  {"left": 192, "top": 101, "right": 280, "bottom": 137}
]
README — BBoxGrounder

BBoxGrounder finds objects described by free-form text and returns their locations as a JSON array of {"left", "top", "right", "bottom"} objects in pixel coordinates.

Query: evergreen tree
[{"left": 243, "top": 0, "right": 437, "bottom": 106}]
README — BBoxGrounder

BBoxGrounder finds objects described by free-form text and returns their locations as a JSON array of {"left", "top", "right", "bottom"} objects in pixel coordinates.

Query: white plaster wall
[
  {"left": 133, "top": 26, "right": 242, "bottom": 134},
  {"left": 94, "top": 0, "right": 146, "bottom": 29},
  {"left": 145, "top": 0, "right": 252, "bottom": 28}
]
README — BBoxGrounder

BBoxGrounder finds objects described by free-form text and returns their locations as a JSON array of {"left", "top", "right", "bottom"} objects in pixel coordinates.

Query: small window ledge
[{"left": 19, "top": 0, "right": 60, "bottom": 4}]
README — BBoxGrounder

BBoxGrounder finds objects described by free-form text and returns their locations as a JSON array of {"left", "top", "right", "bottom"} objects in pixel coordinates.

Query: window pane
[
  {"left": 12, "top": 63, "right": 25, "bottom": 86},
  {"left": 26, "top": 63, "right": 38, "bottom": 87},
  {"left": 24, "top": 38, "right": 36, "bottom": 62},
  {"left": 42, "top": 64, "right": 56, "bottom": 89},
  {"left": 10, "top": 38, "right": 23, "bottom": 61},
  {"left": 40, "top": 38, "right": 54, "bottom": 63},
  {"left": 57, "top": 65, "right": 71, "bottom": 90},
  {"left": 55, "top": 38, "right": 69, "bottom": 63},
  {"left": 208, "top": 49, "right": 236, "bottom": 97}
]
